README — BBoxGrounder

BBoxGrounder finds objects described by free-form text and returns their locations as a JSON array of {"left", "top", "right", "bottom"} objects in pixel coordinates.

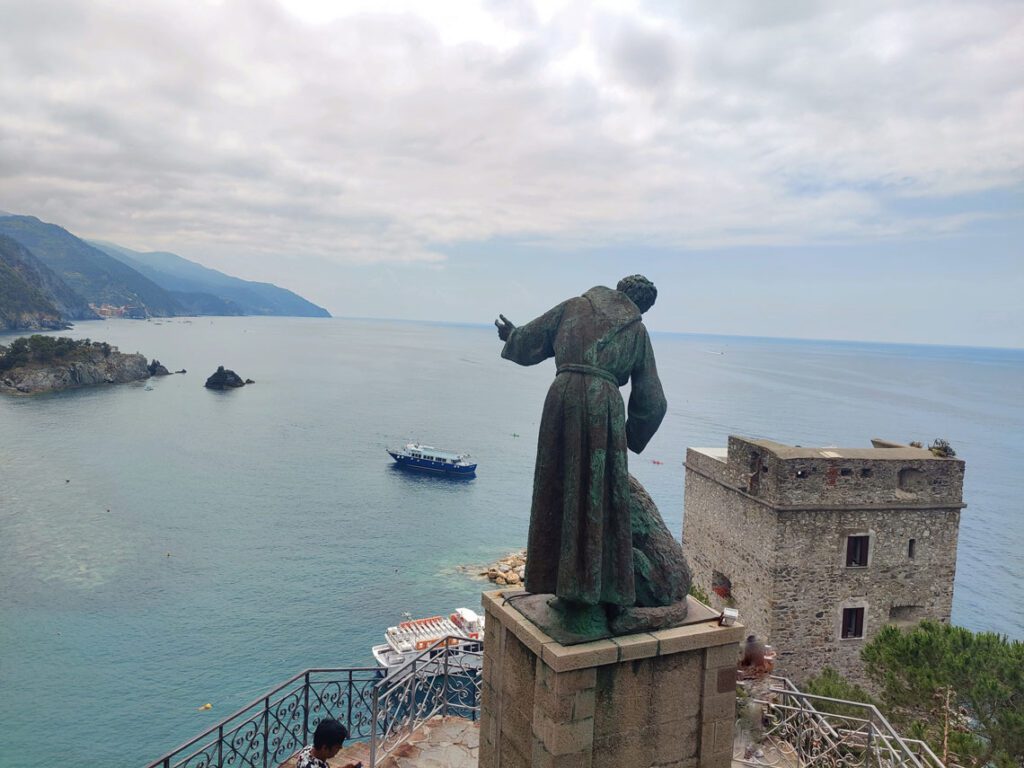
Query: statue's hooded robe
[{"left": 502, "top": 285, "right": 667, "bottom": 606}]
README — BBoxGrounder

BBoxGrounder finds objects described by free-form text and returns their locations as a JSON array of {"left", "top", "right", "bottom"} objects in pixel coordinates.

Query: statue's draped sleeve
[
  {"left": 501, "top": 301, "right": 567, "bottom": 366},
  {"left": 625, "top": 329, "right": 667, "bottom": 453}
]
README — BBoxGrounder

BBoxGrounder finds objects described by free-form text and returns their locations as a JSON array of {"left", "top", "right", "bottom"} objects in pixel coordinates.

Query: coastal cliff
[
  {"left": 0, "top": 335, "right": 154, "bottom": 395},
  {"left": 0, "top": 234, "right": 90, "bottom": 330}
]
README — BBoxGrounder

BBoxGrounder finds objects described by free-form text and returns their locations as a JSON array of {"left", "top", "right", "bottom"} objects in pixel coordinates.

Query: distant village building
[
  {"left": 90, "top": 303, "right": 122, "bottom": 318},
  {"left": 682, "top": 436, "right": 964, "bottom": 683},
  {"left": 88, "top": 303, "right": 148, "bottom": 319}
]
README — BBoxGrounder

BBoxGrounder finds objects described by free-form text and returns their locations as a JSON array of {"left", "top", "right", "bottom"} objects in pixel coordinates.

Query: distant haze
[{"left": 0, "top": 1, "right": 1021, "bottom": 347}]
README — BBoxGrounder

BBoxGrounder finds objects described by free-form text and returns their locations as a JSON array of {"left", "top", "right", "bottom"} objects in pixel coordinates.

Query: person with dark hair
[
  {"left": 495, "top": 275, "right": 667, "bottom": 615},
  {"left": 295, "top": 718, "right": 360, "bottom": 768}
]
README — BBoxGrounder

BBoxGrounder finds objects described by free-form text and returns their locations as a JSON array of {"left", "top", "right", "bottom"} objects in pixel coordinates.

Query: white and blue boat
[{"left": 387, "top": 443, "right": 477, "bottom": 476}]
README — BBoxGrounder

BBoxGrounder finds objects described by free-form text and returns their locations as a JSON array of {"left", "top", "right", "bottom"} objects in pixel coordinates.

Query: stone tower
[{"left": 682, "top": 436, "right": 964, "bottom": 683}]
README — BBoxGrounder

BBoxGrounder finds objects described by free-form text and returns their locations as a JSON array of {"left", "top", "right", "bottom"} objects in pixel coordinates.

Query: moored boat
[
  {"left": 386, "top": 443, "right": 477, "bottom": 475},
  {"left": 371, "top": 608, "right": 484, "bottom": 676}
]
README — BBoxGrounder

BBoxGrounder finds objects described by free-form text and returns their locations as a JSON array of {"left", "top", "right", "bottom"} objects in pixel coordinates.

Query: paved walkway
[{"left": 280, "top": 716, "right": 479, "bottom": 768}]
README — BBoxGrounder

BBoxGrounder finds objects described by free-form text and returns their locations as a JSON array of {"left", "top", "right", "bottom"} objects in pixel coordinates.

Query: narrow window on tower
[
  {"left": 846, "top": 535, "right": 870, "bottom": 567},
  {"left": 842, "top": 607, "right": 865, "bottom": 639},
  {"left": 908, "top": 539, "right": 916, "bottom": 559}
]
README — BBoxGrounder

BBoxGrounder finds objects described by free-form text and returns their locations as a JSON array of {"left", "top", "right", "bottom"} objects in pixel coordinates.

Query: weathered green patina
[{"left": 496, "top": 276, "right": 689, "bottom": 641}]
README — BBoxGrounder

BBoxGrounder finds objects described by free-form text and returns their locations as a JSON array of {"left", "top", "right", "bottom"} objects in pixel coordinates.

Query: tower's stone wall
[
  {"left": 770, "top": 505, "right": 960, "bottom": 682},
  {"left": 682, "top": 436, "right": 964, "bottom": 685},
  {"left": 683, "top": 449, "right": 776, "bottom": 645}
]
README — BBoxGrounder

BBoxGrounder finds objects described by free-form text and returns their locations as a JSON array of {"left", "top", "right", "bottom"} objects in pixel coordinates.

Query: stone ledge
[{"left": 482, "top": 590, "right": 744, "bottom": 673}]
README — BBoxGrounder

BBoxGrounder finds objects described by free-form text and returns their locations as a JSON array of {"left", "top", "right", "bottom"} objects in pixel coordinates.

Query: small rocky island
[
  {"left": 0, "top": 335, "right": 169, "bottom": 395},
  {"left": 204, "top": 365, "right": 252, "bottom": 389}
]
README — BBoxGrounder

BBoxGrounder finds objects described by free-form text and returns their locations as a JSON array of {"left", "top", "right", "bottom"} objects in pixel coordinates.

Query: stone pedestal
[{"left": 479, "top": 590, "right": 743, "bottom": 768}]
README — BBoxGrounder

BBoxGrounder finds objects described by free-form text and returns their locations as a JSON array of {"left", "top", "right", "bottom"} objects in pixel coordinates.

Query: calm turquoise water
[{"left": 1, "top": 317, "right": 1021, "bottom": 767}]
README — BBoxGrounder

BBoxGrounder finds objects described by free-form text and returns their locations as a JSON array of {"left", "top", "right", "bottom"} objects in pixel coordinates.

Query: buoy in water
[{"left": 198, "top": 703, "right": 212, "bottom": 711}]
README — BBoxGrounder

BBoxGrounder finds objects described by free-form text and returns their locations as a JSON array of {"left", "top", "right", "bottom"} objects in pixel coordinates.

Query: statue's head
[{"left": 616, "top": 274, "right": 657, "bottom": 313}]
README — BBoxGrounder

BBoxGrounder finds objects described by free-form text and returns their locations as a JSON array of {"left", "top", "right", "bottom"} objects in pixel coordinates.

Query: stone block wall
[
  {"left": 682, "top": 436, "right": 965, "bottom": 685},
  {"left": 683, "top": 448, "right": 777, "bottom": 643},
  {"left": 771, "top": 505, "right": 960, "bottom": 683},
  {"left": 479, "top": 590, "right": 743, "bottom": 768}
]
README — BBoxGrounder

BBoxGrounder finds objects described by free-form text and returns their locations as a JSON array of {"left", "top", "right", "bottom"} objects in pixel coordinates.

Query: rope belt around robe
[{"left": 556, "top": 363, "right": 619, "bottom": 386}]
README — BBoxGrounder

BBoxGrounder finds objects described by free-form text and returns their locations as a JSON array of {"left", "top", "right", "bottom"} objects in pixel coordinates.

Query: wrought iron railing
[
  {"left": 735, "top": 676, "right": 947, "bottom": 768},
  {"left": 145, "top": 668, "right": 380, "bottom": 768},
  {"left": 145, "top": 636, "right": 481, "bottom": 768},
  {"left": 369, "top": 634, "right": 482, "bottom": 766}
]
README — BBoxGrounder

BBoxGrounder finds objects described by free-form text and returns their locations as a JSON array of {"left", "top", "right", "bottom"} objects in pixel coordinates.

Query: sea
[{"left": 0, "top": 317, "right": 1021, "bottom": 767}]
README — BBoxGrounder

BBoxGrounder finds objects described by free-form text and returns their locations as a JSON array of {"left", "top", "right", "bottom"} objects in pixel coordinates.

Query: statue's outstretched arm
[{"left": 499, "top": 301, "right": 567, "bottom": 366}]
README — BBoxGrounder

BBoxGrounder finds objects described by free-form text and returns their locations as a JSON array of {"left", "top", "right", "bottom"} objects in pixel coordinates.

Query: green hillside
[
  {"left": 0, "top": 216, "right": 182, "bottom": 317},
  {"left": 0, "top": 257, "right": 64, "bottom": 330},
  {"left": 0, "top": 235, "right": 94, "bottom": 330}
]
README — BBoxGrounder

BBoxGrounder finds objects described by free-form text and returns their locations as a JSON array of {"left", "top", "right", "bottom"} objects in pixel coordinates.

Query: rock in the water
[
  {"left": 148, "top": 359, "right": 171, "bottom": 376},
  {"left": 244, "top": 378, "right": 255, "bottom": 384},
  {"left": 629, "top": 474, "right": 692, "bottom": 607},
  {"left": 204, "top": 365, "right": 246, "bottom": 390}
]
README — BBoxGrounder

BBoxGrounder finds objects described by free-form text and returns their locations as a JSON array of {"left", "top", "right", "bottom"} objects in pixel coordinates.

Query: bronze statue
[{"left": 497, "top": 275, "right": 688, "bottom": 641}]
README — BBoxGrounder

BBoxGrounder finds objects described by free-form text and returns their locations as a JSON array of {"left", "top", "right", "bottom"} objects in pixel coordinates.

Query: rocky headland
[{"left": 0, "top": 335, "right": 164, "bottom": 395}]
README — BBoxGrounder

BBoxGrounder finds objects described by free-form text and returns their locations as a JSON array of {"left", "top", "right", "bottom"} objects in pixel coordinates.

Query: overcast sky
[{"left": 1, "top": 0, "right": 1021, "bottom": 346}]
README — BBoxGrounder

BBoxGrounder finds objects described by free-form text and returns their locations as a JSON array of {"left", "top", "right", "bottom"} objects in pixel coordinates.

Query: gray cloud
[{"left": 0, "top": 0, "right": 1020, "bottom": 287}]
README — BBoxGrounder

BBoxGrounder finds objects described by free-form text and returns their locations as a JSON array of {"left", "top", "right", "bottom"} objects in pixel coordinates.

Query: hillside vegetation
[
  {"left": 0, "top": 335, "right": 106, "bottom": 371},
  {"left": 0, "top": 216, "right": 181, "bottom": 316},
  {"left": 0, "top": 234, "right": 95, "bottom": 329},
  {"left": 0, "top": 212, "right": 330, "bottom": 322}
]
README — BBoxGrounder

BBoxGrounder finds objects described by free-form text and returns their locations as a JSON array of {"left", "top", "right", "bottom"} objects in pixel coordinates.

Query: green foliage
[
  {"left": 0, "top": 247, "right": 62, "bottom": 327},
  {"left": 0, "top": 335, "right": 100, "bottom": 371},
  {"left": 802, "top": 668, "right": 879, "bottom": 719},
  {"left": 688, "top": 583, "right": 711, "bottom": 605},
  {"left": 0, "top": 215, "right": 180, "bottom": 315},
  {"left": 862, "top": 621, "right": 1024, "bottom": 768}
]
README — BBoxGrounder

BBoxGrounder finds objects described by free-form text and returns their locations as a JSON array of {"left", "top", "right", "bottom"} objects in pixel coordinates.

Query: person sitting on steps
[{"left": 295, "top": 718, "right": 361, "bottom": 768}]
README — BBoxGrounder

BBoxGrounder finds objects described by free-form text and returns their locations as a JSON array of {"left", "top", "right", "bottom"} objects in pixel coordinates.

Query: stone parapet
[{"left": 479, "top": 590, "right": 743, "bottom": 768}]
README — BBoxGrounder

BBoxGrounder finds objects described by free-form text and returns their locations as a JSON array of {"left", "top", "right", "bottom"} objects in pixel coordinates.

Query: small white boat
[{"left": 372, "top": 608, "right": 484, "bottom": 676}]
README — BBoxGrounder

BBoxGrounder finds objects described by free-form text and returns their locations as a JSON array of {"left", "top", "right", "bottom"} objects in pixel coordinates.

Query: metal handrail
[
  {"left": 737, "top": 675, "right": 945, "bottom": 768},
  {"left": 144, "top": 666, "right": 380, "bottom": 768},
  {"left": 369, "top": 634, "right": 482, "bottom": 766},
  {"left": 144, "top": 636, "right": 482, "bottom": 768}
]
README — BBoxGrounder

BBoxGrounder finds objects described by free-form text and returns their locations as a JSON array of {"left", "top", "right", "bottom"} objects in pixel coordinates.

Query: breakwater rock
[
  {"left": 0, "top": 336, "right": 156, "bottom": 395},
  {"left": 476, "top": 550, "right": 527, "bottom": 586}
]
